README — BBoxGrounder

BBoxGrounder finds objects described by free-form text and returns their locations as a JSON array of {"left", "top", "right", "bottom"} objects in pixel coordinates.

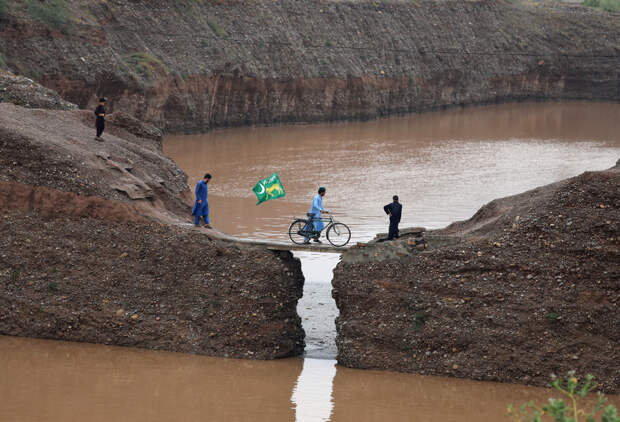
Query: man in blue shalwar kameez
[
  {"left": 192, "top": 173, "right": 212, "bottom": 228},
  {"left": 304, "top": 186, "right": 329, "bottom": 244}
]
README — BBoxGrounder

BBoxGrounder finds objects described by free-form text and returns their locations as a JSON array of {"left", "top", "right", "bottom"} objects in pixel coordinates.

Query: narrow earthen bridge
[{"left": 193, "top": 225, "right": 429, "bottom": 253}]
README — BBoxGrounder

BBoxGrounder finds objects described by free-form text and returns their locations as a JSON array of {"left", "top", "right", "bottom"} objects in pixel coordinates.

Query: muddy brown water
[
  {"left": 164, "top": 102, "right": 620, "bottom": 243},
  {"left": 2, "top": 336, "right": 618, "bottom": 422},
  {"left": 2, "top": 102, "right": 619, "bottom": 421}
]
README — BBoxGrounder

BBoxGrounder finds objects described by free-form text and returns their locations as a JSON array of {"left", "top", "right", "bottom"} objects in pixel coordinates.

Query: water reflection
[{"left": 291, "top": 359, "right": 337, "bottom": 422}]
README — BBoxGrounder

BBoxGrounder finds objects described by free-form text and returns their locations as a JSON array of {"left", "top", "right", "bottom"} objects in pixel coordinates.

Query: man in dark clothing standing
[
  {"left": 94, "top": 98, "right": 106, "bottom": 141},
  {"left": 383, "top": 195, "right": 402, "bottom": 240}
]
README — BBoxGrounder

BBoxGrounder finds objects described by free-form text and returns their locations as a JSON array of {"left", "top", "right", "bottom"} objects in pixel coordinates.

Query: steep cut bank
[
  {"left": 0, "top": 0, "right": 618, "bottom": 132},
  {"left": 0, "top": 73, "right": 305, "bottom": 359},
  {"left": 333, "top": 161, "right": 620, "bottom": 392},
  {"left": 0, "top": 211, "right": 305, "bottom": 359}
]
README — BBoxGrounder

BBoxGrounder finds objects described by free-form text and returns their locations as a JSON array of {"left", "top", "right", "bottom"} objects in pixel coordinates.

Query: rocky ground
[
  {"left": 0, "top": 75, "right": 306, "bottom": 359},
  {"left": 333, "top": 160, "right": 620, "bottom": 392},
  {"left": 0, "top": 210, "right": 304, "bottom": 359},
  {"left": 0, "top": 70, "right": 190, "bottom": 219},
  {"left": 0, "top": 0, "right": 618, "bottom": 132}
]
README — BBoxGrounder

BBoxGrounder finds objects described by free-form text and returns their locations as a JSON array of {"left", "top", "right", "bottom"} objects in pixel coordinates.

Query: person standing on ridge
[
  {"left": 94, "top": 97, "right": 106, "bottom": 141},
  {"left": 192, "top": 173, "right": 212, "bottom": 228},
  {"left": 305, "top": 186, "right": 328, "bottom": 244},
  {"left": 383, "top": 195, "right": 402, "bottom": 240}
]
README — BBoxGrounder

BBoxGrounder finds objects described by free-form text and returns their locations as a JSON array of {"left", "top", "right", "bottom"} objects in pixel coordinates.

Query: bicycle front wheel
[
  {"left": 289, "top": 219, "right": 310, "bottom": 245},
  {"left": 326, "top": 222, "right": 351, "bottom": 247}
]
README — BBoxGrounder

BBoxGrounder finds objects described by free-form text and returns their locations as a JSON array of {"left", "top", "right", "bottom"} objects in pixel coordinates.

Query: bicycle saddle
[{"left": 306, "top": 213, "right": 315, "bottom": 217}]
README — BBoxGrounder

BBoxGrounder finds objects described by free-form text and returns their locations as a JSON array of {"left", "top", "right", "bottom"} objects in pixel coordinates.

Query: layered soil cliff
[
  {"left": 0, "top": 73, "right": 305, "bottom": 359},
  {"left": 333, "top": 161, "right": 620, "bottom": 392},
  {"left": 1, "top": 0, "right": 618, "bottom": 132}
]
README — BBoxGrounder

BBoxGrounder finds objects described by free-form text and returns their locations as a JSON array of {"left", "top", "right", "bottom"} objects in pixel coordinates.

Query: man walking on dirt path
[
  {"left": 383, "top": 195, "right": 402, "bottom": 240},
  {"left": 192, "top": 173, "right": 212, "bottom": 228},
  {"left": 304, "top": 186, "right": 329, "bottom": 244},
  {"left": 94, "top": 97, "right": 106, "bottom": 141}
]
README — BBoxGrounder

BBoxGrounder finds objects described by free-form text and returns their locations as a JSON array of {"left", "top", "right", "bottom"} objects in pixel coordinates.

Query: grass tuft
[
  {"left": 122, "top": 52, "right": 169, "bottom": 79},
  {"left": 10, "top": 268, "right": 20, "bottom": 281},
  {"left": 0, "top": 0, "right": 9, "bottom": 18},
  {"left": 27, "top": 0, "right": 69, "bottom": 30},
  {"left": 207, "top": 18, "right": 227, "bottom": 38},
  {"left": 413, "top": 312, "right": 427, "bottom": 329},
  {"left": 583, "top": 0, "right": 620, "bottom": 12}
]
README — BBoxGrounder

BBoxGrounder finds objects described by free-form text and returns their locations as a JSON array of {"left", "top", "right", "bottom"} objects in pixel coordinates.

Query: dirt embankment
[
  {"left": 0, "top": 74, "right": 306, "bottom": 359},
  {"left": 333, "top": 161, "right": 620, "bottom": 392},
  {"left": 0, "top": 210, "right": 304, "bottom": 359},
  {"left": 1, "top": 0, "right": 618, "bottom": 132},
  {"left": 0, "top": 71, "right": 191, "bottom": 220}
]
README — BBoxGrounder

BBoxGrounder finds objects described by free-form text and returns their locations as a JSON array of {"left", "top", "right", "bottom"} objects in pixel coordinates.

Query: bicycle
[{"left": 288, "top": 213, "right": 351, "bottom": 247}]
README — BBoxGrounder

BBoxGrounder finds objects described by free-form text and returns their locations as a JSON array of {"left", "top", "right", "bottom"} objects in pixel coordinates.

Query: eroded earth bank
[
  {"left": 0, "top": 73, "right": 305, "bottom": 359},
  {"left": 0, "top": 0, "right": 618, "bottom": 132},
  {"left": 333, "top": 161, "right": 620, "bottom": 392}
]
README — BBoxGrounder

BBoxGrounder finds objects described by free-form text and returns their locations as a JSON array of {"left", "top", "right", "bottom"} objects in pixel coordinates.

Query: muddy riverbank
[
  {"left": 1, "top": 0, "right": 618, "bottom": 132},
  {"left": 333, "top": 160, "right": 620, "bottom": 392}
]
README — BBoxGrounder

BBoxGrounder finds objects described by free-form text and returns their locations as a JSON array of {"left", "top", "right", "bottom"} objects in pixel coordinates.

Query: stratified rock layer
[
  {"left": 333, "top": 161, "right": 620, "bottom": 392},
  {"left": 1, "top": 0, "right": 618, "bottom": 132}
]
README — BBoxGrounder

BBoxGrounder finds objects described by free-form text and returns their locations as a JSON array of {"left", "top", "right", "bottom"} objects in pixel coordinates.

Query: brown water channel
[
  {"left": 1, "top": 336, "right": 618, "bottom": 421},
  {"left": 1, "top": 102, "right": 618, "bottom": 421}
]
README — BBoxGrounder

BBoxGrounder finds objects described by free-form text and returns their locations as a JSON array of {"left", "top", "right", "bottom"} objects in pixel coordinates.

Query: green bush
[
  {"left": 507, "top": 373, "right": 619, "bottom": 422},
  {"left": 122, "top": 52, "right": 169, "bottom": 79},
  {"left": 583, "top": 0, "right": 620, "bottom": 12},
  {"left": 27, "top": 0, "right": 69, "bottom": 30}
]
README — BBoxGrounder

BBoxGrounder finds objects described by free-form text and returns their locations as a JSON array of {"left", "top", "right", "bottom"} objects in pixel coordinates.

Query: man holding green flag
[{"left": 253, "top": 172, "right": 286, "bottom": 205}]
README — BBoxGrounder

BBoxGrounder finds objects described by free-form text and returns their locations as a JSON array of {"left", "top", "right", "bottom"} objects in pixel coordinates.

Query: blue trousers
[
  {"left": 304, "top": 218, "right": 323, "bottom": 241},
  {"left": 194, "top": 204, "right": 209, "bottom": 225}
]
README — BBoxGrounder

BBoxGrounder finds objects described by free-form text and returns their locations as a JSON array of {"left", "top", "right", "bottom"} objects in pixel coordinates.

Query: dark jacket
[
  {"left": 384, "top": 202, "right": 402, "bottom": 222},
  {"left": 94, "top": 105, "right": 105, "bottom": 124}
]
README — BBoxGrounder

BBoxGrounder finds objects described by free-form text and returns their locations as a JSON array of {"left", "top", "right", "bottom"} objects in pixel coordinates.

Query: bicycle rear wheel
[
  {"left": 289, "top": 219, "right": 310, "bottom": 245},
  {"left": 326, "top": 222, "right": 351, "bottom": 247}
]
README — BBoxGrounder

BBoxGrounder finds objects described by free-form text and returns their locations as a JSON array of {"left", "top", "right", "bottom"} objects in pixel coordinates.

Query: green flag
[{"left": 253, "top": 172, "right": 286, "bottom": 205}]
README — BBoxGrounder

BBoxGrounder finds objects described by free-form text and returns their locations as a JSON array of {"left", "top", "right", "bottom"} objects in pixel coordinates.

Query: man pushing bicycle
[{"left": 304, "top": 186, "right": 329, "bottom": 244}]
